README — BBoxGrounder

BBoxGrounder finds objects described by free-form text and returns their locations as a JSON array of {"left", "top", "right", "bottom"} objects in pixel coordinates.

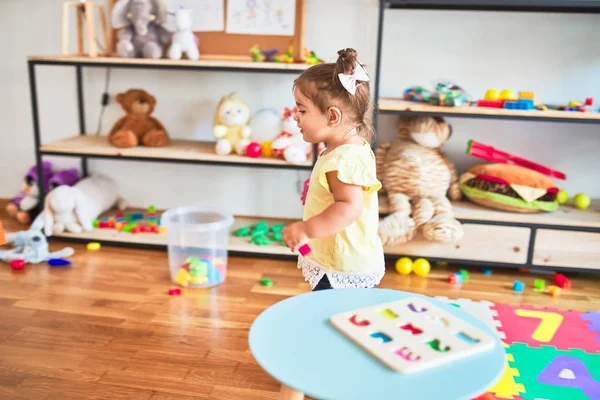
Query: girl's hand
[{"left": 282, "top": 221, "right": 310, "bottom": 253}]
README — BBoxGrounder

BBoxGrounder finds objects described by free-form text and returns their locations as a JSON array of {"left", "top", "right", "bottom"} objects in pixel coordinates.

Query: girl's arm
[
  {"left": 282, "top": 171, "right": 363, "bottom": 252},
  {"left": 304, "top": 171, "right": 363, "bottom": 238}
]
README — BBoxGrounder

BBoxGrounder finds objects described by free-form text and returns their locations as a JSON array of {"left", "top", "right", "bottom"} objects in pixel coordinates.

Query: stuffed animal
[
  {"left": 5, "top": 163, "right": 80, "bottom": 226},
  {"left": 377, "top": 116, "right": 463, "bottom": 245},
  {"left": 213, "top": 92, "right": 252, "bottom": 155},
  {"left": 0, "top": 228, "right": 74, "bottom": 265},
  {"left": 108, "top": 88, "right": 170, "bottom": 148},
  {"left": 167, "top": 7, "right": 199, "bottom": 60},
  {"left": 111, "top": 0, "right": 172, "bottom": 59},
  {"left": 271, "top": 107, "right": 312, "bottom": 164},
  {"left": 32, "top": 173, "right": 126, "bottom": 237},
  {"left": 5, "top": 162, "right": 53, "bottom": 225}
]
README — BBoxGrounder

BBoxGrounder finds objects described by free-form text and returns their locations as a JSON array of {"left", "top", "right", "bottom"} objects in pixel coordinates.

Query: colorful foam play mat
[{"left": 434, "top": 297, "right": 600, "bottom": 400}]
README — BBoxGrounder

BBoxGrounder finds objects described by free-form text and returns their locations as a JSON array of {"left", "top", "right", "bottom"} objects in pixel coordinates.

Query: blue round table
[{"left": 249, "top": 288, "right": 505, "bottom": 400}]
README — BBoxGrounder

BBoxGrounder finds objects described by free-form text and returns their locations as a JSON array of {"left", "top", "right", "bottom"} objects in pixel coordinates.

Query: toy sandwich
[{"left": 459, "top": 141, "right": 565, "bottom": 213}]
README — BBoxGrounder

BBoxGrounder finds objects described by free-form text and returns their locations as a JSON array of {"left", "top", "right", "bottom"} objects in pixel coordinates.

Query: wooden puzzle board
[
  {"left": 330, "top": 297, "right": 496, "bottom": 374},
  {"left": 107, "top": 0, "right": 306, "bottom": 61}
]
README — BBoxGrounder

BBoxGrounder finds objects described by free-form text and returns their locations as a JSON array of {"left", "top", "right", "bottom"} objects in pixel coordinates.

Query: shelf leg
[
  {"left": 372, "top": 0, "right": 386, "bottom": 143},
  {"left": 28, "top": 61, "right": 47, "bottom": 207},
  {"left": 76, "top": 65, "right": 89, "bottom": 177}
]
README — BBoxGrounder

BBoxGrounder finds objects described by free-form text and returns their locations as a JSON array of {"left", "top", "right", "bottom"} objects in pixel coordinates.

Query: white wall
[{"left": 1, "top": 0, "right": 598, "bottom": 222}]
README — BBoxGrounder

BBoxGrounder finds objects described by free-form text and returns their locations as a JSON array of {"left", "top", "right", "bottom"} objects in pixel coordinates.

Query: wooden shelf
[
  {"left": 40, "top": 135, "right": 313, "bottom": 170},
  {"left": 52, "top": 211, "right": 296, "bottom": 258},
  {"left": 27, "top": 55, "right": 311, "bottom": 74},
  {"left": 378, "top": 98, "right": 600, "bottom": 123},
  {"left": 379, "top": 195, "right": 600, "bottom": 229},
  {"left": 48, "top": 202, "right": 600, "bottom": 270}
]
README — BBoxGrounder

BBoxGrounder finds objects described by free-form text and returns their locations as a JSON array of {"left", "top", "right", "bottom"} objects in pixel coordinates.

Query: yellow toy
[
  {"left": 412, "top": 258, "right": 431, "bottom": 277},
  {"left": 395, "top": 257, "right": 413, "bottom": 275},
  {"left": 213, "top": 92, "right": 252, "bottom": 155},
  {"left": 394, "top": 257, "right": 431, "bottom": 277}
]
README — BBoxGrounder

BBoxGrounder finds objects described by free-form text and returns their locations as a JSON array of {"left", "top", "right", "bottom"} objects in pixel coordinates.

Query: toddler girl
[{"left": 282, "top": 48, "right": 385, "bottom": 291}]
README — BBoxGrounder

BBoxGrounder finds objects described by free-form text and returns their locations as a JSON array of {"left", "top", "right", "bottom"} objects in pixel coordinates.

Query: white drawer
[
  {"left": 384, "top": 223, "right": 531, "bottom": 264},
  {"left": 533, "top": 229, "right": 600, "bottom": 270}
]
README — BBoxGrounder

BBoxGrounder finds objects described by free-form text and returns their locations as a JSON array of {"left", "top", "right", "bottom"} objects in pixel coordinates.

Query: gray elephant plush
[{"left": 112, "top": 0, "right": 172, "bottom": 59}]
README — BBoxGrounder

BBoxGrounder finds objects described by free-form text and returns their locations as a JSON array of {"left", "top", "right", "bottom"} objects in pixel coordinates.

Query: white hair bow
[{"left": 338, "top": 62, "right": 370, "bottom": 95}]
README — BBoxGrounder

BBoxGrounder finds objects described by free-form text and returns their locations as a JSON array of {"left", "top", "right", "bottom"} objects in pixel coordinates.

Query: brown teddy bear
[{"left": 108, "top": 89, "right": 170, "bottom": 148}]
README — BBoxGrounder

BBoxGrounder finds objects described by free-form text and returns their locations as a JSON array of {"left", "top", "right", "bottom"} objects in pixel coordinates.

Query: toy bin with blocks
[{"left": 160, "top": 207, "right": 234, "bottom": 288}]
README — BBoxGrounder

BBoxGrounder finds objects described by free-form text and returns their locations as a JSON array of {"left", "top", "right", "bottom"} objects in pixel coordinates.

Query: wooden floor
[{"left": 1, "top": 203, "right": 599, "bottom": 399}]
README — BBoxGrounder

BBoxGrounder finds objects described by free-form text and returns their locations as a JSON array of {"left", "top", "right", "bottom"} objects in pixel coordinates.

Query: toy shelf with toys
[
  {"left": 378, "top": 97, "right": 600, "bottom": 124},
  {"left": 51, "top": 206, "right": 299, "bottom": 259},
  {"left": 27, "top": 55, "right": 311, "bottom": 74},
  {"left": 372, "top": 0, "right": 600, "bottom": 273},
  {"left": 39, "top": 135, "right": 313, "bottom": 170}
]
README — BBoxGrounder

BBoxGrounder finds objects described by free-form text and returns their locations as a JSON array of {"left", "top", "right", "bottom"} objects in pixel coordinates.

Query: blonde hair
[{"left": 293, "top": 48, "right": 374, "bottom": 142}]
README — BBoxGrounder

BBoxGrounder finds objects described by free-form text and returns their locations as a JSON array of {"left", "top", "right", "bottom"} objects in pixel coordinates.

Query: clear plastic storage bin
[{"left": 161, "top": 207, "right": 234, "bottom": 288}]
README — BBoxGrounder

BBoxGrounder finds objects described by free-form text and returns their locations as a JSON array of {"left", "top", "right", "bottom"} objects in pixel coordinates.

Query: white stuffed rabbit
[
  {"left": 33, "top": 173, "right": 126, "bottom": 236},
  {"left": 167, "top": 7, "right": 199, "bottom": 60}
]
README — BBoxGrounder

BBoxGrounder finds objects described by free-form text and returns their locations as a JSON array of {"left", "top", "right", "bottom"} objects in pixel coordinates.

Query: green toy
[{"left": 235, "top": 220, "right": 286, "bottom": 247}]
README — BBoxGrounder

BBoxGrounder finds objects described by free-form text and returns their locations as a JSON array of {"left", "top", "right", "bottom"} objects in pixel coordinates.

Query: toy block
[
  {"left": 158, "top": 226, "right": 167, "bottom": 234},
  {"left": 547, "top": 285, "right": 561, "bottom": 296},
  {"left": 174, "top": 268, "right": 191, "bottom": 287},
  {"left": 114, "top": 222, "right": 124, "bottom": 231},
  {"left": 504, "top": 99, "right": 534, "bottom": 110},
  {"left": 482, "top": 268, "right": 492, "bottom": 276},
  {"left": 116, "top": 211, "right": 124, "bottom": 218},
  {"left": 518, "top": 91, "right": 535, "bottom": 100},
  {"left": 447, "top": 273, "right": 462, "bottom": 284},
  {"left": 534, "top": 279, "right": 545, "bottom": 291},
  {"left": 0, "top": 221, "right": 5, "bottom": 245},
  {"left": 477, "top": 99, "right": 505, "bottom": 108},
  {"left": 459, "top": 269, "right": 469, "bottom": 282},
  {"left": 190, "top": 276, "right": 208, "bottom": 285},
  {"left": 92, "top": 219, "right": 100, "bottom": 228},
  {"left": 553, "top": 273, "right": 571, "bottom": 289},
  {"left": 513, "top": 280, "right": 525, "bottom": 292}
]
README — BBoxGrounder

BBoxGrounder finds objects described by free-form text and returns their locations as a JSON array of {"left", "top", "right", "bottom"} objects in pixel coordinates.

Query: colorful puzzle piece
[
  {"left": 492, "top": 303, "right": 600, "bottom": 353},
  {"left": 508, "top": 343, "right": 600, "bottom": 400},
  {"left": 582, "top": 312, "right": 600, "bottom": 342},
  {"left": 488, "top": 344, "right": 526, "bottom": 400},
  {"left": 435, "top": 297, "right": 506, "bottom": 340},
  {"left": 330, "top": 297, "right": 497, "bottom": 374}
]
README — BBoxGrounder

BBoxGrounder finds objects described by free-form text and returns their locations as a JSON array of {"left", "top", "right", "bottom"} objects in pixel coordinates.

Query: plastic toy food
[{"left": 460, "top": 163, "right": 559, "bottom": 213}]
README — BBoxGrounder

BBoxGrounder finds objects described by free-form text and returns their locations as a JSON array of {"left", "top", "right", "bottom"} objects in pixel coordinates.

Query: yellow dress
[{"left": 299, "top": 139, "right": 386, "bottom": 289}]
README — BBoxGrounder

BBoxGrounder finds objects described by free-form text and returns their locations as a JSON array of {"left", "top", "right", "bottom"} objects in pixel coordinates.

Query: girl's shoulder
[
  {"left": 319, "top": 140, "right": 375, "bottom": 163},
  {"left": 314, "top": 141, "right": 380, "bottom": 194}
]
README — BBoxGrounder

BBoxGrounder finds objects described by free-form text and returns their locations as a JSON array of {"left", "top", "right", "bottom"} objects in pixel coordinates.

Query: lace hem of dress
[{"left": 297, "top": 255, "right": 385, "bottom": 289}]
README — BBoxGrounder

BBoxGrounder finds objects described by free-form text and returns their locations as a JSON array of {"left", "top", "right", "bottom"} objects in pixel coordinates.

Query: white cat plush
[{"left": 271, "top": 107, "right": 315, "bottom": 165}]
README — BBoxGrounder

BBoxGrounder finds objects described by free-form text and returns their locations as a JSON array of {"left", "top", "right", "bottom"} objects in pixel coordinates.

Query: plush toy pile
[{"left": 5, "top": 162, "right": 80, "bottom": 225}]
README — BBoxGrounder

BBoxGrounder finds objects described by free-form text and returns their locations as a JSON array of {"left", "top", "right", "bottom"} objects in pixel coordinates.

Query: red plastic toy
[
  {"left": 466, "top": 140, "right": 566, "bottom": 180},
  {"left": 553, "top": 272, "right": 571, "bottom": 289},
  {"left": 246, "top": 142, "right": 262, "bottom": 158},
  {"left": 298, "top": 243, "right": 312, "bottom": 256}
]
